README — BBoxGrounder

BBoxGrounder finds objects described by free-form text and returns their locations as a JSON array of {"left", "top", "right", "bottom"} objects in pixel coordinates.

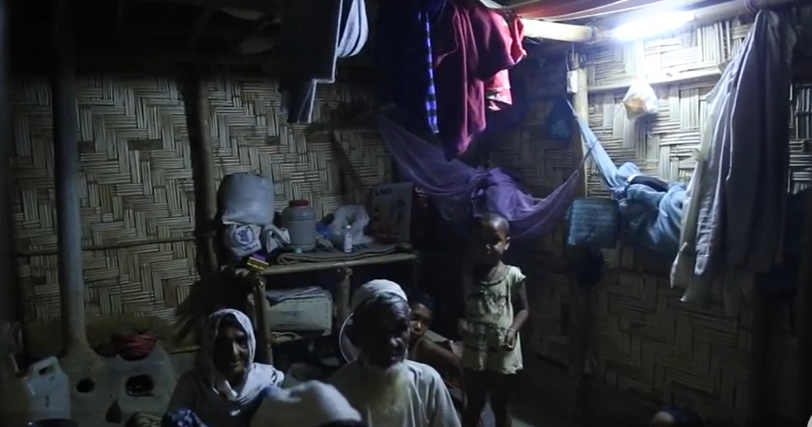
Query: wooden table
[{"left": 247, "top": 252, "right": 420, "bottom": 363}]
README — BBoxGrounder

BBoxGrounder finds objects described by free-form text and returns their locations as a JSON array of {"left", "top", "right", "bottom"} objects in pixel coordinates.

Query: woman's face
[{"left": 212, "top": 320, "right": 250, "bottom": 380}]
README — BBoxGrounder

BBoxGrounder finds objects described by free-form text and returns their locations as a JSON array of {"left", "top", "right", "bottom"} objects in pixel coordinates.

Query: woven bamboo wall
[
  {"left": 496, "top": 17, "right": 810, "bottom": 424},
  {"left": 11, "top": 77, "right": 389, "bottom": 327}
]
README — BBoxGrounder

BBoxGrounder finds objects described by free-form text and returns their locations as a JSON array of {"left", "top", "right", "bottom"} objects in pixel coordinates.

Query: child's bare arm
[
  {"left": 510, "top": 279, "right": 529, "bottom": 331},
  {"left": 417, "top": 337, "right": 461, "bottom": 372}
]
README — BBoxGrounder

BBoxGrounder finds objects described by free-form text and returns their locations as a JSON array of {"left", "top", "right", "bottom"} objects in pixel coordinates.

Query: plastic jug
[
  {"left": 282, "top": 200, "right": 317, "bottom": 252},
  {"left": 3, "top": 357, "right": 72, "bottom": 423}
]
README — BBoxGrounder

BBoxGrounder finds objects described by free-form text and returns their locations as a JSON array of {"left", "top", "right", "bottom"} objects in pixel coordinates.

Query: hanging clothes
[
  {"left": 484, "top": 14, "right": 526, "bottom": 111},
  {"left": 278, "top": 0, "right": 368, "bottom": 124},
  {"left": 572, "top": 105, "right": 685, "bottom": 260},
  {"left": 617, "top": 181, "right": 685, "bottom": 260},
  {"left": 433, "top": 1, "right": 520, "bottom": 160},
  {"left": 373, "top": 114, "right": 581, "bottom": 240},
  {"left": 672, "top": 10, "right": 797, "bottom": 310},
  {"left": 375, "top": 0, "right": 446, "bottom": 135}
]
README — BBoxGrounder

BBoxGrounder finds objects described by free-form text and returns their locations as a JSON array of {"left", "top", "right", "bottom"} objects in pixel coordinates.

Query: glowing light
[{"left": 613, "top": 11, "right": 695, "bottom": 41}]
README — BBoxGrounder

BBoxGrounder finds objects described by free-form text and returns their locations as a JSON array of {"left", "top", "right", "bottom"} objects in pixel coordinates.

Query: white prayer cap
[
  {"left": 251, "top": 381, "right": 362, "bottom": 427},
  {"left": 350, "top": 279, "right": 408, "bottom": 313}
]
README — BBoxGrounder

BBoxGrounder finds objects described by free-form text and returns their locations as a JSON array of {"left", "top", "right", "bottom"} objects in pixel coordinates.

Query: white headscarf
[
  {"left": 200, "top": 308, "right": 282, "bottom": 406},
  {"left": 350, "top": 279, "right": 408, "bottom": 312},
  {"left": 251, "top": 381, "right": 362, "bottom": 427},
  {"left": 339, "top": 280, "right": 409, "bottom": 362}
]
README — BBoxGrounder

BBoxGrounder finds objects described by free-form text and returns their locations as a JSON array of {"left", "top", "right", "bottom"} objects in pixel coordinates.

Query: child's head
[
  {"left": 651, "top": 406, "right": 704, "bottom": 427},
  {"left": 407, "top": 290, "right": 435, "bottom": 343},
  {"left": 472, "top": 212, "right": 510, "bottom": 265}
]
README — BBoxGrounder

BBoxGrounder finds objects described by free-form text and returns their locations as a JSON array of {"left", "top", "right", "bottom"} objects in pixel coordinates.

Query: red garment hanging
[
  {"left": 433, "top": 1, "right": 516, "bottom": 160},
  {"left": 484, "top": 13, "right": 525, "bottom": 111}
]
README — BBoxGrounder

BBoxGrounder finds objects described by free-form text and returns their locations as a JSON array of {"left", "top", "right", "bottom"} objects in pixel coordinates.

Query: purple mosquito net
[{"left": 374, "top": 115, "right": 582, "bottom": 240}]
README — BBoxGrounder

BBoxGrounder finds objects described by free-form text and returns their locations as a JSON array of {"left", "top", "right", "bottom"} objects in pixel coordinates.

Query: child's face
[
  {"left": 474, "top": 220, "right": 510, "bottom": 265},
  {"left": 409, "top": 303, "right": 433, "bottom": 341},
  {"left": 650, "top": 411, "right": 676, "bottom": 427}
]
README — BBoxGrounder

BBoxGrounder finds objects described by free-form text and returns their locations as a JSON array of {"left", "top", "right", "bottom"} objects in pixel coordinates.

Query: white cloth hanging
[{"left": 671, "top": 10, "right": 797, "bottom": 314}]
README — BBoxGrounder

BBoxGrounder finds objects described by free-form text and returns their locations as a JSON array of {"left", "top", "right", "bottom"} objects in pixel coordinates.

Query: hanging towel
[{"left": 279, "top": 0, "right": 368, "bottom": 124}]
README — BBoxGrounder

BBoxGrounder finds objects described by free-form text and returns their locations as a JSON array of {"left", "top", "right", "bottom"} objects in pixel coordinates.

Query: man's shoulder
[{"left": 404, "top": 360, "right": 444, "bottom": 385}]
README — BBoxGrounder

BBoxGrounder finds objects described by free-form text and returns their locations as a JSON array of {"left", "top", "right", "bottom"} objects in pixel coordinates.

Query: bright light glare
[{"left": 613, "top": 11, "right": 695, "bottom": 41}]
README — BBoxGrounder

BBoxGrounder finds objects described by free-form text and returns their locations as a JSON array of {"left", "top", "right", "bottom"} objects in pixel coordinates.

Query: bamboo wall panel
[
  {"left": 582, "top": 19, "right": 810, "bottom": 424},
  {"left": 11, "top": 77, "right": 389, "bottom": 324},
  {"left": 495, "top": 18, "right": 811, "bottom": 424}
]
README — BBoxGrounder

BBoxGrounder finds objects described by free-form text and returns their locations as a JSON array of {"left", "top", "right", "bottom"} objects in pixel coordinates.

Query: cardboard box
[{"left": 265, "top": 287, "right": 333, "bottom": 331}]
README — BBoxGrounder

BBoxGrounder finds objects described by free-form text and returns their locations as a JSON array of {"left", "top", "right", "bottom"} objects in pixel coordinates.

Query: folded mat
[{"left": 275, "top": 243, "right": 398, "bottom": 265}]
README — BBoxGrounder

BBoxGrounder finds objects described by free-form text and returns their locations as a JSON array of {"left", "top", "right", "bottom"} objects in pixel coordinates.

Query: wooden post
[
  {"left": 182, "top": 70, "right": 219, "bottom": 277},
  {"left": 50, "top": 0, "right": 97, "bottom": 366},
  {"left": 0, "top": 0, "right": 15, "bottom": 382},
  {"left": 336, "top": 268, "right": 353, "bottom": 325},
  {"left": 566, "top": 51, "right": 594, "bottom": 419},
  {"left": 252, "top": 276, "right": 272, "bottom": 364},
  {"left": 796, "top": 189, "right": 812, "bottom": 425}
]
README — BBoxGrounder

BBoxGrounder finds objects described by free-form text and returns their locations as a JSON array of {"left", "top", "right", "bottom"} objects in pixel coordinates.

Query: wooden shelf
[{"left": 260, "top": 252, "right": 418, "bottom": 275}]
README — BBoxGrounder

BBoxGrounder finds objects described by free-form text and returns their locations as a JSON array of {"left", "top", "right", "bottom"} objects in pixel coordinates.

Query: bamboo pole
[
  {"left": 796, "top": 189, "right": 812, "bottom": 425},
  {"left": 521, "top": 0, "right": 810, "bottom": 42},
  {"left": 181, "top": 70, "right": 219, "bottom": 277},
  {"left": 50, "top": 0, "right": 96, "bottom": 364},
  {"left": 565, "top": 51, "right": 594, "bottom": 420},
  {"left": 0, "top": 0, "right": 15, "bottom": 383},
  {"left": 522, "top": 19, "right": 600, "bottom": 42}
]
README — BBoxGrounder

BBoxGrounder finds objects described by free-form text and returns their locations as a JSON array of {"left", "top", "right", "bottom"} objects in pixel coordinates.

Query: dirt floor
[{"left": 510, "top": 357, "right": 654, "bottom": 427}]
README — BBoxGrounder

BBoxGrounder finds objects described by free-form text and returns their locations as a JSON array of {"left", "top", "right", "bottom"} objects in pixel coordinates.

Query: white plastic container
[
  {"left": 0, "top": 357, "right": 71, "bottom": 424},
  {"left": 282, "top": 200, "right": 317, "bottom": 252}
]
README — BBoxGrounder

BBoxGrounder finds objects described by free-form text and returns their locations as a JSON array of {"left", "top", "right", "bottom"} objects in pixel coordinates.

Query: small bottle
[{"left": 343, "top": 224, "right": 353, "bottom": 253}]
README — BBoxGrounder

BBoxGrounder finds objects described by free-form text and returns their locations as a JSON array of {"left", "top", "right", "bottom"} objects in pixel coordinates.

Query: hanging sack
[
  {"left": 544, "top": 97, "right": 573, "bottom": 144},
  {"left": 566, "top": 197, "right": 620, "bottom": 249},
  {"left": 622, "top": 79, "right": 659, "bottom": 119},
  {"left": 218, "top": 173, "right": 275, "bottom": 225}
]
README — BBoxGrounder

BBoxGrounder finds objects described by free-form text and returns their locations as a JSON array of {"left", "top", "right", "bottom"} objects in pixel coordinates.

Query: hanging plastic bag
[
  {"left": 329, "top": 205, "right": 373, "bottom": 246},
  {"left": 544, "top": 97, "right": 573, "bottom": 144},
  {"left": 218, "top": 173, "right": 275, "bottom": 225},
  {"left": 622, "top": 79, "right": 659, "bottom": 119}
]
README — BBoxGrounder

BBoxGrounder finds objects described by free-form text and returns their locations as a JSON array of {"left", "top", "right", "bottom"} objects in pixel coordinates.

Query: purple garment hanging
[{"left": 374, "top": 115, "right": 582, "bottom": 240}]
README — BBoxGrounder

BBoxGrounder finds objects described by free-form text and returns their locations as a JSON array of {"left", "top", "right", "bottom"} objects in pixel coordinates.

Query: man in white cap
[
  {"left": 251, "top": 380, "right": 365, "bottom": 427},
  {"left": 330, "top": 280, "right": 461, "bottom": 427}
]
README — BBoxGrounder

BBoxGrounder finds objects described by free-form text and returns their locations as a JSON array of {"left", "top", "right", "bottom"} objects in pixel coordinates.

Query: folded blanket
[{"left": 276, "top": 244, "right": 396, "bottom": 265}]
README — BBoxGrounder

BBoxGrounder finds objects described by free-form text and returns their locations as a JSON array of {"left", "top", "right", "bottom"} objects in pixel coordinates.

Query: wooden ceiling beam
[{"left": 188, "top": 6, "right": 216, "bottom": 49}]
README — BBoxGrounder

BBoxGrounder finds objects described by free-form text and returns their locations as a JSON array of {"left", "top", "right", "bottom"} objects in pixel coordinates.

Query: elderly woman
[{"left": 161, "top": 308, "right": 284, "bottom": 427}]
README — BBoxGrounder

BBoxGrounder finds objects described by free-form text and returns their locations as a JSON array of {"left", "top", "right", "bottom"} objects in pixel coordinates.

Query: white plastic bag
[
  {"left": 329, "top": 205, "right": 373, "bottom": 245},
  {"left": 218, "top": 173, "right": 275, "bottom": 225},
  {"left": 260, "top": 224, "right": 290, "bottom": 254},
  {"left": 223, "top": 223, "right": 262, "bottom": 258},
  {"left": 622, "top": 79, "right": 659, "bottom": 119}
]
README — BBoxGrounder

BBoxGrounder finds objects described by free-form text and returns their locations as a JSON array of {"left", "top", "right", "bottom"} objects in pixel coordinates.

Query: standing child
[{"left": 458, "top": 213, "right": 529, "bottom": 427}]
